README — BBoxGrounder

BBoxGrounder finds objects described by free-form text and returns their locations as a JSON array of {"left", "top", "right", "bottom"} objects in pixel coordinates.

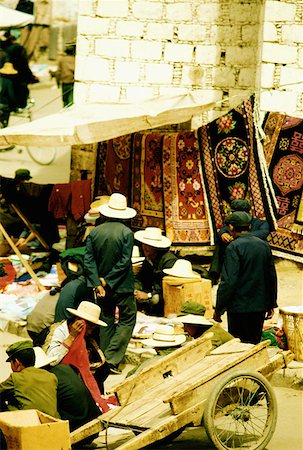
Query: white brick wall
[{"left": 74, "top": 0, "right": 303, "bottom": 117}]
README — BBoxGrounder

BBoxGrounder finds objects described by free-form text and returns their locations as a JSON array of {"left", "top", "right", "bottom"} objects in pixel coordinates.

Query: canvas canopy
[
  {"left": 0, "top": 5, "right": 34, "bottom": 28},
  {"left": 0, "top": 92, "right": 246, "bottom": 147}
]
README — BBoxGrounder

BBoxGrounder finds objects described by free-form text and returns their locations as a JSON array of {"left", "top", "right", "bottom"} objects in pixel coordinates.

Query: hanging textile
[
  {"left": 131, "top": 132, "right": 165, "bottom": 230},
  {"left": 263, "top": 113, "right": 303, "bottom": 260},
  {"left": 197, "top": 96, "right": 276, "bottom": 241},
  {"left": 104, "top": 134, "right": 132, "bottom": 196},
  {"left": 162, "top": 131, "right": 212, "bottom": 244}
]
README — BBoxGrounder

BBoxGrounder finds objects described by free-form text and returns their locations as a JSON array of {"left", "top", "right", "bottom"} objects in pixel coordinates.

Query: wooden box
[
  {"left": 162, "top": 276, "right": 213, "bottom": 319},
  {"left": 0, "top": 410, "right": 71, "bottom": 450}
]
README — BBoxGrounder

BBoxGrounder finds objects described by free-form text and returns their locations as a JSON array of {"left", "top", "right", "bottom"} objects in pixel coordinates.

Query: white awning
[
  {"left": 0, "top": 92, "right": 235, "bottom": 147},
  {"left": 0, "top": 5, "right": 34, "bottom": 28}
]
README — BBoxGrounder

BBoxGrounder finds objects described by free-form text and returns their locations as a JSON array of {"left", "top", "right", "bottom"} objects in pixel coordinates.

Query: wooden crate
[
  {"left": 162, "top": 276, "right": 213, "bottom": 318},
  {"left": 0, "top": 410, "right": 71, "bottom": 450}
]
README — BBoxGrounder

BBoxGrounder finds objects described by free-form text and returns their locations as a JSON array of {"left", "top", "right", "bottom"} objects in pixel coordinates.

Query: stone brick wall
[
  {"left": 75, "top": 0, "right": 264, "bottom": 124},
  {"left": 259, "top": 1, "right": 303, "bottom": 117}
]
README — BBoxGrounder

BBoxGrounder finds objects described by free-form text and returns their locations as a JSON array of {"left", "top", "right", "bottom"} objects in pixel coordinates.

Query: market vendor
[{"left": 134, "top": 227, "right": 178, "bottom": 316}]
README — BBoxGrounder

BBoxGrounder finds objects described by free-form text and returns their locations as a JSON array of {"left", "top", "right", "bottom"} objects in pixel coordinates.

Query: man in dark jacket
[
  {"left": 84, "top": 193, "right": 137, "bottom": 374},
  {"left": 213, "top": 211, "right": 278, "bottom": 344},
  {"left": 209, "top": 199, "right": 271, "bottom": 284},
  {"left": 134, "top": 227, "right": 178, "bottom": 316}
]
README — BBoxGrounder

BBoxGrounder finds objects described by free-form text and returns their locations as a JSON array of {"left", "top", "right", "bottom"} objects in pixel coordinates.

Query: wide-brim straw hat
[
  {"left": 34, "top": 347, "right": 57, "bottom": 368},
  {"left": 134, "top": 227, "right": 171, "bottom": 249},
  {"left": 66, "top": 301, "right": 107, "bottom": 327},
  {"left": 163, "top": 259, "right": 200, "bottom": 278},
  {"left": 131, "top": 245, "right": 145, "bottom": 264},
  {"left": 141, "top": 324, "right": 186, "bottom": 348},
  {"left": 174, "top": 314, "right": 213, "bottom": 326},
  {"left": 98, "top": 193, "right": 137, "bottom": 219},
  {"left": 0, "top": 62, "right": 18, "bottom": 75},
  {"left": 89, "top": 196, "right": 111, "bottom": 214}
]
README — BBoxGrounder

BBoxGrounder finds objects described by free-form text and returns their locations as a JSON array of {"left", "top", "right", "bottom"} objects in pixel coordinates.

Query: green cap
[
  {"left": 15, "top": 169, "right": 32, "bottom": 181},
  {"left": 6, "top": 340, "right": 33, "bottom": 362},
  {"left": 180, "top": 301, "right": 206, "bottom": 316},
  {"left": 230, "top": 199, "right": 251, "bottom": 212},
  {"left": 225, "top": 211, "right": 252, "bottom": 227}
]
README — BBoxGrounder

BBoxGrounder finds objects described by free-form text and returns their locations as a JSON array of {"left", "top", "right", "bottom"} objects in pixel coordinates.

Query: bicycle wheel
[{"left": 203, "top": 370, "right": 277, "bottom": 450}]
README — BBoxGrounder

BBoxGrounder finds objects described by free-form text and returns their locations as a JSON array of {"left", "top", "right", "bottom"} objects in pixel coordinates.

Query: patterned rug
[
  {"left": 131, "top": 132, "right": 165, "bottom": 230},
  {"left": 197, "top": 96, "right": 276, "bottom": 241},
  {"left": 162, "top": 131, "right": 212, "bottom": 244},
  {"left": 104, "top": 134, "right": 132, "bottom": 197},
  {"left": 263, "top": 113, "right": 303, "bottom": 260}
]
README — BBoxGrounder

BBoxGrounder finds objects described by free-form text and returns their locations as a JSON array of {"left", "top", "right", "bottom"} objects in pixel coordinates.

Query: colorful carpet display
[
  {"left": 162, "top": 131, "right": 211, "bottom": 244},
  {"left": 263, "top": 113, "right": 303, "bottom": 260},
  {"left": 198, "top": 96, "right": 275, "bottom": 239},
  {"left": 104, "top": 134, "right": 132, "bottom": 197},
  {"left": 131, "top": 132, "right": 165, "bottom": 230}
]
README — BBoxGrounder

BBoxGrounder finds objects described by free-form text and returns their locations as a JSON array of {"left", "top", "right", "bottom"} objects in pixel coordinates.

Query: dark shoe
[{"left": 109, "top": 364, "right": 122, "bottom": 375}]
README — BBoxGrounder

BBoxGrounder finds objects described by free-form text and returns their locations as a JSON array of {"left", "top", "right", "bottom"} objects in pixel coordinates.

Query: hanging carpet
[
  {"left": 104, "top": 134, "right": 132, "bottom": 197},
  {"left": 162, "top": 131, "right": 212, "bottom": 244},
  {"left": 197, "top": 96, "right": 276, "bottom": 242},
  {"left": 263, "top": 113, "right": 303, "bottom": 260},
  {"left": 131, "top": 132, "right": 165, "bottom": 230}
]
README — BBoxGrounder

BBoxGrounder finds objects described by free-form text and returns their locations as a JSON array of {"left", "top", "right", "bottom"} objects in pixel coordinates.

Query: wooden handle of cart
[
  {"left": 0, "top": 223, "right": 46, "bottom": 291},
  {"left": 11, "top": 203, "right": 50, "bottom": 250}
]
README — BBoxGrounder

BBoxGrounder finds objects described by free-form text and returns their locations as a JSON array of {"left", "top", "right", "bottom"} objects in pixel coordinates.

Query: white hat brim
[
  {"left": 66, "top": 307, "right": 107, "bottom": 327},
  {"left": 84, "top": 213, "right": 98, "bottom": 223},
  {"left": 98, "top": 204, "right": 137, "bottom": 219},
  {"left": 132, "top": 256, "right": 145, "bottom": 264},
  {"left": 34, "top": 348, "right": 57, "bottom": 368},
  {"left": 134, "top": 230, "right": 171, "bottom": 248},
  {"left": 163, "top": 268, "right": 200, "bottom": 278},
  {"left": 174, "top": 314, "right": 213, "bottom": 326},
  {"left": 141, "top": 334, "right": 186, "bottom": 348}
]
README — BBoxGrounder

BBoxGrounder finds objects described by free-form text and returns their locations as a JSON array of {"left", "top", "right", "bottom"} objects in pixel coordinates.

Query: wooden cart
[{"left": 70, "top": 333, "right": 293, "bottom": 450}]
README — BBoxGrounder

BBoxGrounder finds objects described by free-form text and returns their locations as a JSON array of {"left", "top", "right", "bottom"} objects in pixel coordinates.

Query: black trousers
[{"left": 227, "top": 311, "right": 266, "bottom": 344}]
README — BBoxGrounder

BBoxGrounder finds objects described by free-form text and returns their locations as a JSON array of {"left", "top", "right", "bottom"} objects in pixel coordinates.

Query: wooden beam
[
  {"left": 0, "top": 223, "right": 45, "bottom": 291},
  {"left": 11, "top": 203, "right": 50, "bottom": 250}
]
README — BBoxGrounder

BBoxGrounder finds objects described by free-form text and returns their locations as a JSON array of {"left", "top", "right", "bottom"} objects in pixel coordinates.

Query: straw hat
[
  {"left": 163, "top": 259, "right": 200, "bottom": 278},
  {"left": 134, "top": 227, "right": 171, "bottom": 249},
  {"left": 66, "top": 301, "right": 107, "bottom": 327},
  {"left": 142, "top": 324, "right": 186, "bottom": 348},
  {"left": 98, "top": 193, "right": 137, "bottom": 219},
  {"left": 131, "top": 245, "right": 145, "bottom": 264},
  {"left": 89, "top": 196, "right": 111, "bottom": 214},
  {"left": 34, "top": 347, "right": 57, "bottom": 368},
  {"left": 174, "top": 314, "right": 213, "bottom": 326},
  {"left": 0, "top": 62, "right": 18, "bottom": 75}
]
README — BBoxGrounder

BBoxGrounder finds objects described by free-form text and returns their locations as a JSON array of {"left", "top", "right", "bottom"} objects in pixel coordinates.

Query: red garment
[
  {"left": 0, "top": 259, "right": 16, "bottom": 289},
  {"left": 48, "top": 180, "right": 92, "bottom": 221},
  {"left": 61, "top": 322, "right": 117, "bottom": 413}
]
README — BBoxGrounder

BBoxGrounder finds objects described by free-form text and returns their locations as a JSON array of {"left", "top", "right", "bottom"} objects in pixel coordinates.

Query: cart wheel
[{"left": 203, "top": 370, "right": 277, "bottom": 450}]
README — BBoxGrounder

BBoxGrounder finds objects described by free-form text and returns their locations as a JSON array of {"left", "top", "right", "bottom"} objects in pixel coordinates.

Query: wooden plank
[
  {"left": 0, "top": 223, "right": 46, "bottom": 291},
  {"left": 11, "top": 203, "right": 50, "bottom": 250},
  {"left": 70, "top": 417, "right": 103, "bottom": 445},
  {"left": 111, "top": 333, "right": 213, "bottom": 406},
  {"left": 111, "top": 399, "right": 207, "bottom": 450},
  {"left": 165, "top": 343, "right": 270, "bottom": 415},
  {"left": 258, "top": 350, "right": 294, "bottom": 379}
]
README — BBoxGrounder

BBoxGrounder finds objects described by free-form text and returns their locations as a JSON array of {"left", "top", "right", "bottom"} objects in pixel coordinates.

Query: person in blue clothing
[
  {"left": 213, "top": 211, "right": 278, "bottom": 344},
  {"left": 84, "top": 193, "right": 137, "bottom": 374},
  {"left": 208, "top": 199, "right": 270, "bottom": 284}
]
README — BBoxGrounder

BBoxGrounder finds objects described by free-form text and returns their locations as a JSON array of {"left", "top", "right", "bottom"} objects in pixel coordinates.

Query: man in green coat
[{"left": 0, "top": 340, "right": 59, "bottom": 418}]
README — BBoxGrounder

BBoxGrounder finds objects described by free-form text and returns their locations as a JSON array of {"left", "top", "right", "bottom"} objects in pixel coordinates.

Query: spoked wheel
[{"left": 203, "top": 370, "right": 277, "bottom": 450}]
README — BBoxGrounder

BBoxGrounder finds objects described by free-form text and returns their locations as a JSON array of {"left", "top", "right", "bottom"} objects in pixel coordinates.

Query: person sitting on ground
[
  {"left": 46, "top": 301, "right": 115, "bottom": 412},
  {"left": 208, "top": 199, "right": 271, "bottom": 284},
  {"left": 34, "top": 347, "right": 100, "bottom": 435},
  {"left": 0, "top": 340, "right": 59, "bottom": 417},
  {"left": 134, "top": 227, "right": 178, "bottom": 316}
]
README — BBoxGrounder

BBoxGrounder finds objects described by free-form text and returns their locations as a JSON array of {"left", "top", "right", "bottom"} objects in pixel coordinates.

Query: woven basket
[{"left": 279, "top": 306, "right": 303, "bottom": 362}]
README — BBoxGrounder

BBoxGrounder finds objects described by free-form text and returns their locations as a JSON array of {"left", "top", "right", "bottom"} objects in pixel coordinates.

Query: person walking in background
[
  {"left": 208, "top": 199, "right": 270, "bottom": 285},
  {"left": 53, "top": 43, "right": 76, "bottom": 107},
  {"left": 213, "top": 211, "right": 278, "bottom": 344},
  {"left": 0, "top": 62, "right": 18, "bottom": 128},
  {"left": 84, "top": 193, "right": 137, "bottom": 374},
  {"left": 0, "top": 29, "right": 38, "bottom": 109}
]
